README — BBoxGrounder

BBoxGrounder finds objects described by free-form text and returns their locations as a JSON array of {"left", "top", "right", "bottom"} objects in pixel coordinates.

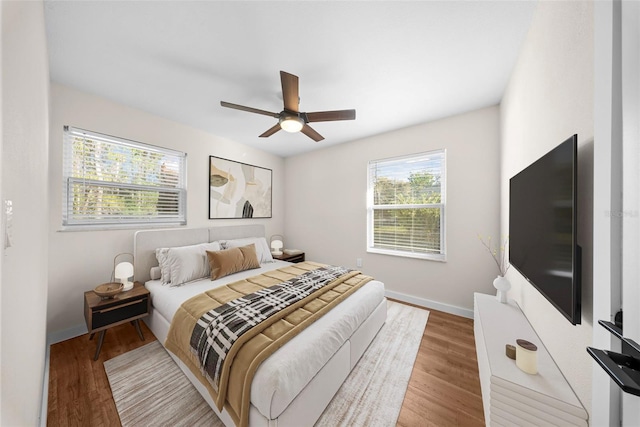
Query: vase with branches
[{"left": 478, "top": 234, "right": 511, "bottom": 303}]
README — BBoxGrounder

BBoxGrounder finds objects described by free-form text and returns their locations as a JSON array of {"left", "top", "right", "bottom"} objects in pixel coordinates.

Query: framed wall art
[{"left": 208, "top": 156, "right": 272, "bottom": 219}]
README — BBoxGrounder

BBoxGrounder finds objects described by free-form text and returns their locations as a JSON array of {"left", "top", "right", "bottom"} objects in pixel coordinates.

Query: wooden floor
[
  {"left": 396, "top": 308, "right": 485, "bottom": 426},
  {"left": 47, "top": 307, "right": 484, "bottom": 427}
]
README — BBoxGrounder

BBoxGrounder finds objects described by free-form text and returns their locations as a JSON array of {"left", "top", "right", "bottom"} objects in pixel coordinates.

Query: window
[
  {"left": 62, "top": 126, "right": 187, "bottom": 227},
  {"left": 367, "top": 150, "right": 446, "bottom": 261}
]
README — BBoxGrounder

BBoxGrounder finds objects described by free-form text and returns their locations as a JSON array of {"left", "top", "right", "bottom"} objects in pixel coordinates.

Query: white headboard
[{"left": 133, "top": 224, "right": 265, "bottom": 283}]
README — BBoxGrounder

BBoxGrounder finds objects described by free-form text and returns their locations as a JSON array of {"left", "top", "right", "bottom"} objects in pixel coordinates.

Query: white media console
[{"left": 473, "top": 293, "right": 588, "bottom": 426}]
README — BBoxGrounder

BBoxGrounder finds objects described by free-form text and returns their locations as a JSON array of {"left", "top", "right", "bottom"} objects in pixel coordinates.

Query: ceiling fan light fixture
[
  {"left": 220, "top": 71, "right": 355, "bottom": 142},
  {"left": 279, "top": 115, "right": 304, "bottom": 133}
]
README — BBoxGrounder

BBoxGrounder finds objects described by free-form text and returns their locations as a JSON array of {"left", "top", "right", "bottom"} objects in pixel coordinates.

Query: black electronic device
[{"left": 509, "top": 134, "right": 581, "bottom": 324}]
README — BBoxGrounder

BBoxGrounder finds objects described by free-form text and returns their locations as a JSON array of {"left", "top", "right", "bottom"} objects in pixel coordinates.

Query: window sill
[
  {"left": 57, "top": 223, "right": 187, "bottom": 232},
  {"left": 367, "top": 247, "right": 446, "bottom": 262}
]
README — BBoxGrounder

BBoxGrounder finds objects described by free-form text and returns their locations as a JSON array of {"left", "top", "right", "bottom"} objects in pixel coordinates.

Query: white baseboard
[
  {"left": 46, "top": 323, "right": 87, "bottom": 345},
  {"left": 40, "top": 344, "right": 50, "bottom": 427},
  {"left": 385, "top": 290, "right": 474, "bottom": 319}
]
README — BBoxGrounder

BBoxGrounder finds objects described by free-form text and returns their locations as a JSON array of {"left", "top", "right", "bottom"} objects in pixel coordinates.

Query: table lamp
[
  {"left": 270, "top": 234, "right": 284, "bottom": 256},
  {"left": 113, "top": 253, "right": 135, "bottom": 291}
]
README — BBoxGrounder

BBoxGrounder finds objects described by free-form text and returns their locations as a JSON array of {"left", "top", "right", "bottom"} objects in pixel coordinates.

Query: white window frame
[
  {"left": 62, "top": 126, "right": 187, "bottom": 228},
  {"left": 366, "top": 150, "right": 446, "bottom": 261}
]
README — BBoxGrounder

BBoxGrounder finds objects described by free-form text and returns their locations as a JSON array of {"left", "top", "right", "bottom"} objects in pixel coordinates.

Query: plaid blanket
[{"left": 190, "top": 265, "right": 351, "bottom": 392}]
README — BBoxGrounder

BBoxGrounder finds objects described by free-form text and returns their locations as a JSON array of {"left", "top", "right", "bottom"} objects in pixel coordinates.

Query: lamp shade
[
  {"left": 270, "top": 234, "right": 284, "bottom": 255},
  {"left": 113, "top": 254, "right": 133, "bottom": 292},
  {"left": 114, "top": 261, "right": 133, "bottom": 279},
  {"left": 271, "top": 240, "right": 283, "bottom": 256}
]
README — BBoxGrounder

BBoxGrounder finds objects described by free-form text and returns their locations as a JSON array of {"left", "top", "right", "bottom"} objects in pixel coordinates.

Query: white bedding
[
  {"left": 145, "top": 260, "right": 293, "bottom": 318},
  {"left": 145, "top": 261, "right": 386, "bottom": 419}
]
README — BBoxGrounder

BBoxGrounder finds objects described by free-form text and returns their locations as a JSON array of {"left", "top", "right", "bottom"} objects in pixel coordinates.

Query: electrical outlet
[{"left": 356, "top": 258, "right": 362, "bottom": 268}]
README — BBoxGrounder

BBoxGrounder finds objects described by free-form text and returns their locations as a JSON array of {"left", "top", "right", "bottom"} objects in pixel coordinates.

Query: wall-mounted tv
[{"left": 509, "top": 135, "right": 581, "bottom": 325}]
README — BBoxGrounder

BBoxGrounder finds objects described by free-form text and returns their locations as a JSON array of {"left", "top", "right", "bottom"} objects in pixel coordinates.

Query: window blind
[
  {"left": 367, "top": 150, "right": 446, "bottom": 260},
  {"left": 62, "top": 126, "right": 187, "bottom": 227}
]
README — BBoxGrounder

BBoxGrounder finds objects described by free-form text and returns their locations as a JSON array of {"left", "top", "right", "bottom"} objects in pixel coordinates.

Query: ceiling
[{"left": 44, "top": 1, "right": 537, "bottom": 158}]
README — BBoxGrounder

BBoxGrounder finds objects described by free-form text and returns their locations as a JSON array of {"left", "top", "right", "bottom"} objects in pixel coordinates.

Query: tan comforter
[{"left": 165, "top": 261, "right": 373, "bottom": 427}]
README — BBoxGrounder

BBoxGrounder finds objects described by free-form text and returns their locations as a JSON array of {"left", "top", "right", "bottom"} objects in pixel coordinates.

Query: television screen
[{"left": 509, "top": 135, "right": 581, "bottom": 324}]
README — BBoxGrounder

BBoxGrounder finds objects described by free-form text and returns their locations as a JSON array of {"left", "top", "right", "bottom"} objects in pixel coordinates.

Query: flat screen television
[{"left": 509, "top": 134, "right": 581, "bottom": 325}]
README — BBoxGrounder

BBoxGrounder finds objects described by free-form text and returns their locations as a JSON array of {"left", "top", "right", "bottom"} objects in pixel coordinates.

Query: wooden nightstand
[
  {"left": 273, "top": 251, "right": 305, "bottom": 263},
  {"left": 84, "top": 281, "right": 150, "bottom": 360}
]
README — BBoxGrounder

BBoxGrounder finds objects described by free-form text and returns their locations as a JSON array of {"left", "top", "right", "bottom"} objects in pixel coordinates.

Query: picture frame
[{"left": 208, "top": 156, "right": 272, "bottom": 219}]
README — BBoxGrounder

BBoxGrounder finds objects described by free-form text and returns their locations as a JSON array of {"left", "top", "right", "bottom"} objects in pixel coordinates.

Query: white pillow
[
  {"left": 222, "top": 237, "right": 274, "bottom": 264},
  {"left": 150, "top": 266, "right": 162, "bottom": 280},
  {"left": 155, "top": 247, "right": 171, "bottom": 285},
  {"left": 157, "top": 241, "right": 222, "bottom": 287}
]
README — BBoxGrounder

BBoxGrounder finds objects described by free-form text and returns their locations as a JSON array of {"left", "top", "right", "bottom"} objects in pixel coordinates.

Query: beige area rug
[{"left": 104, "top": 301, "right": 429, "bottom": 427}]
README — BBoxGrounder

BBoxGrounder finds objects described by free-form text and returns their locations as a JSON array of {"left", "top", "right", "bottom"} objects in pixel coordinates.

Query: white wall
[
  {"left": 47, "top": 84, "right": 285, "bottom": 338},
  {"left": 500, "top": 0, "right": 594, "bottom": 416},
  {"left": 284, "top": 106, "right": 501, "bottom": 315},
  {"left": 1, "top": 1, "right": 50, "bottom": 424},
  {"left": 620, "top": 1, "right": 640, "bottom": 424},
  {"left": 592, "top": 1, "right": 622, "bottom": 424}
]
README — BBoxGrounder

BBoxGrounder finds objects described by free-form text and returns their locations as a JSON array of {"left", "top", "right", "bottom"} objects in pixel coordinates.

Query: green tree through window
[
  {"left": 63, "top": 126, "right": 186, "bottom": 227},
  {"left": 368, "top": 150, "right": 445, "bottom": 260}
]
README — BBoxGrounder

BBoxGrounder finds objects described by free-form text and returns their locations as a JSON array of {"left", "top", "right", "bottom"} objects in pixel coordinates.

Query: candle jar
[{"left": 516, "top": 339, "right": 538, "bottom": 374}]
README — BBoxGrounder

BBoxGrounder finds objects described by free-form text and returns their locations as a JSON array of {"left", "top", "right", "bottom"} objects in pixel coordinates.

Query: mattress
[{"left": 146, "top": 261, "right": 386, "bottom": 419}]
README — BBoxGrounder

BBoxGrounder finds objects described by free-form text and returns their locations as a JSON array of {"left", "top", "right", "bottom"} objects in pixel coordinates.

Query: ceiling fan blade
[
  {"left": 280, "top": 71, "right": 299, "bottom": 113},
  {"left": 259, "top": 123, "right": 281, "bottom": 138},
  {"left": 220, "top": 101, "right": 279, "bottom": 118},
  {"left": 300, "top": 124, "right": 324, "bottom": 142},
  {"left": 305, "top": 109, "right": 356, "bottom": 122}
]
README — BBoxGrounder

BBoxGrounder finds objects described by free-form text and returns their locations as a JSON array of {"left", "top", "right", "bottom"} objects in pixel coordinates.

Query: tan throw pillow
[{"left": 206, "top": 244, "right": 261, "bottom": 280}]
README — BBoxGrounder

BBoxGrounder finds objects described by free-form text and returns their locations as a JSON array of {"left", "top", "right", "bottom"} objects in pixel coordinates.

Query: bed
[{"left": 134, "top": 225, "right": 387, "bottom": 427}]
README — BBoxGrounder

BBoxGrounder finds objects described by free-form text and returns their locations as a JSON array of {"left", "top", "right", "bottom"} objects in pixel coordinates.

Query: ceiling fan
[{"left": 220, "top": 71, "right": 356, "bottom": 142}]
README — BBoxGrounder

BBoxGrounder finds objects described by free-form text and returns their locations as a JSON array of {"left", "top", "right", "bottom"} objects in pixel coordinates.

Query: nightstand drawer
[
  {"left": 91, "top": 297, "right": 148, "bottom": 329},
  {"left": 273, "top": 252, "right": 305, "bottom": 263},
  {"left": 285, "top": 253, "right": 305, "bottom": 263}
]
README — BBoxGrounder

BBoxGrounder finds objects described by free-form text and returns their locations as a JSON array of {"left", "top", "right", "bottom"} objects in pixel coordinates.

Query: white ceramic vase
[{"left": 493, "top": 275, "right": 511, "bottom": 303}]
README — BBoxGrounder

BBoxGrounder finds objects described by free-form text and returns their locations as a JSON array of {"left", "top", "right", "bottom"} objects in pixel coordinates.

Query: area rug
[{"left": 104, "top": 300, "right": 429, "bottom": 427}]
